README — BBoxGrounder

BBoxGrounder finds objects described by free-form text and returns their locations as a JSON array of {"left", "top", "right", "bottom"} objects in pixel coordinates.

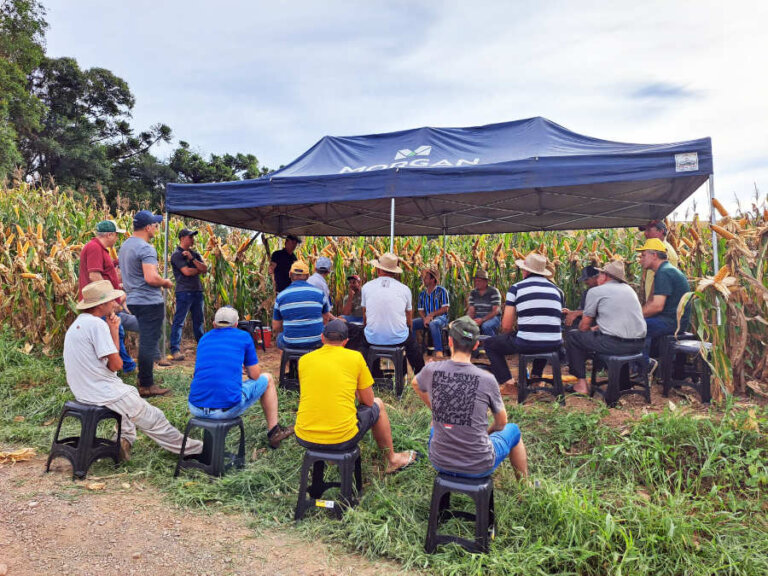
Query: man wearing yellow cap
[
  {"left": 638, "top": 220, "right": 678, "bottom": 303},
  {"left": 272, "top": 260, "right": 331, "bottom": 350},
  {"left": 636, "top": 238, "right": 691, "bottom": 371}
]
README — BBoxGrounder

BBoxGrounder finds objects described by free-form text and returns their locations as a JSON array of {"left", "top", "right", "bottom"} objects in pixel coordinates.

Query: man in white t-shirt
[
  {"left": 359, "top": 253, "right": 424, "bottom": 375},
  {"left": 63, "top": 280, "right": 202, "bottom": 461}
]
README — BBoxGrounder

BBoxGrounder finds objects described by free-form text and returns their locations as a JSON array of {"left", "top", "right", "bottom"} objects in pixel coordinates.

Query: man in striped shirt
[
  {"left": 484, "top": 253, "right": 564, "bottom": 392},
  {"left": 412, "top": 268, "right": 450, "bottom": 358},
  {"left": 272, "top": 261, "right": 331, "bottom": 350}
]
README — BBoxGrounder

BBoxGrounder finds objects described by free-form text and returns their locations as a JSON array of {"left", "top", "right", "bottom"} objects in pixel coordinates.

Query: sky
[{"left": 42, "top": 0, "right": 768, "bottom": 218}]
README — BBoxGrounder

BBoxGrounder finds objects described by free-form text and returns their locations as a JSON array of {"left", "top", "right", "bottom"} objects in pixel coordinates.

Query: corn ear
[
  {"left": 711, "top": 224, "right": 737, "bottom": 241},
  {"left": 712, "top": 198, "right": 729, "bottom": 218},
  {"left": 713, "top": 265, "right": 730, "bottom": 283}
]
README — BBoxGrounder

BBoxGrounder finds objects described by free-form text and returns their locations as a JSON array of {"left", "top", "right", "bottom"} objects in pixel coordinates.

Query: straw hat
[
  {"left": 423, "top": 267, "right": 440, "bottom": 282},
  {"left": 515, "top": 252, "right": 552, "bottom": 277},
  {"left": 77, "top": 280, "right": 125, "bottom": 310},
  {"left": 474, "top": 268, "right": 489, "bottom": 280},
  {"left": 597, "top": 261, "right": 627, "bottom": 283},
  {"left": 369, "top": 252, "right": 403, "bottom": 274}
]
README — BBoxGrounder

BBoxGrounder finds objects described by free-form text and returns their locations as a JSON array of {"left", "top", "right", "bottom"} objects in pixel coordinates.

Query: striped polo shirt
[
  {"left": 418, "top": 285, "right": 450, "bottom": 318},
  {"left": 505, "top": 276, "right": 563, "bottom": 345},
  {"left": 273, "top": 280, "right": 330, "bottom": 348}
]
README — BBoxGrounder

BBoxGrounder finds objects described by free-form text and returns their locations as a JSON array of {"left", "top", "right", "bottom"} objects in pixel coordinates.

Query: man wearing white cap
[
  {"left": 306, "top": 256, "right": 333, "bottom": 308},
  {"left": 63, "top": 281, "right": 203, "bottom": 461},
  {"left": 189, "top": 307, "right": 294, "bottom": 449},
  {"left": 565, "top": 261, "right": 647, "bottom": 394},
  {"left": 484, "top": 252, "right": 564, "bottom": 393}
]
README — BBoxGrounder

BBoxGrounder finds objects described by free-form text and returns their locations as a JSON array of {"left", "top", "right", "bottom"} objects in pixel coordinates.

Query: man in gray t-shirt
[
  {"left": 566, "top": 261, "right": 647, "bottom": 394},
  {"left": 413, "top": 316, "right": 528, "bottom": 478},
  {"left": 117, "top": 210, "right": 174, "bottom": 397}
]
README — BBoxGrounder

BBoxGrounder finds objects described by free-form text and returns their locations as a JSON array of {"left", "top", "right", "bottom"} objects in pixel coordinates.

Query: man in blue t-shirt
[
  {"left": 272, "top": 261, "right": 331, "bottom": 350},
  {"left": 412, "top": 267, "right": 450, "bottom": 358},
  {"left": 189, "top": 307, "right": 294, "bottom": 449}
]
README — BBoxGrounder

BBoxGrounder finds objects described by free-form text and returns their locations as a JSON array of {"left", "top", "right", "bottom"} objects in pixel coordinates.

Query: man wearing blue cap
[{"left": 118, "top": 210, "right": 174, "bottom": 397}]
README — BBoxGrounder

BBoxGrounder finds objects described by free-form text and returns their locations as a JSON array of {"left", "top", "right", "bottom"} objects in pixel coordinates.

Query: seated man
[
  {"left": 306, "top": 256, "right": 332, "bottom": 306},
  {"left": 467, "top": 268, "right": 501, "bottom": 336},
  {"left": 484, "top": 253, "right": 564, "bottom": 393},
  {"left": 272, "top": 261, "right": 331, "bottom": 350},
  {"left": 341, "top": 274, "right": 364, "bottom": 323},
  {"left": 188, "top": 306, "right": 294, "bottom": 449},
  {"left": 412, "top": 268, "right": 450, "bottom": 358},
  {"left": 638, "top": 220, "right": 679, "bottom": 304},
  {"left": 637, "top": 238, "right": 691, "bottom": 371},
  {"left": 63, "top": 281, "right": 203, "bottom": 461},
  {"left": 359, "top": 253, "right": 424, "bottom": 375},
  {"left": 563, "top": 265, "right": 599, "bottom": 327},
  {"left": 296, "top": 320, "right": 417, "bottom": 473},
  {"left": 566, "top": 261, "right": 647, "bottom": 394},
  {"left": 412, "top": 316, "right": 528, "bottom": 478}
]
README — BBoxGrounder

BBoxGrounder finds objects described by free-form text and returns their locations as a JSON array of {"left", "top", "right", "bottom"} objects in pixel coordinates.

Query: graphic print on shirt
[{"left": 431, "top": 369, "right": 479, "bottom": 427}]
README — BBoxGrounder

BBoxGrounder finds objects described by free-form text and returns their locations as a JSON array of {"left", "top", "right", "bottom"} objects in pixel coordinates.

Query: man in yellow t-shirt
[
  {"left": 638, "top": 220, "right": 679, "bottom": 303},
  {"left": 296, "top": 319, "right": 418, "bottom": 473}
]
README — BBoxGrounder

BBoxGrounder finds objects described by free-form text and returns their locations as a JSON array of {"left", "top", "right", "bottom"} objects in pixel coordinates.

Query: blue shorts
[{"left": 430, "top": 423, "right": 521, "bottom": 478}]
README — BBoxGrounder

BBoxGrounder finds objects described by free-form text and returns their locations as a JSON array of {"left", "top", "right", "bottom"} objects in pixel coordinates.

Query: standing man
[
  {"left": 118, "top": 210, "right": 172, "bottom": 397},
  {"left": 466, "top": 269, "right": 502, "bottom": 336},
  {"left": 412, "top": 316, "right": 528, "bottom": 478},
  {"left": 169, "top": 228, "right": 208, "bottom": 361},
  {"left": 307, "top": 256, "right": 332, "bottom": 307},
  {"left": 412, "top": 268, "right": 450, "bottom": 358},
  {"left": 269, "top": 234, "right": 301, "bottom": 293},
  {"left": 78, "top": 220, "right": 135, "bottom": 373},
  {"left": 566, "top": 261, "right": 646, "bottom": 394},
  {"left": 637, "top": 239, "right": 691, "bottom": 371},
  {"left": 341, "top": 274, "right": 364, "bottom": 323},
  {"left": 638, "top": 220, "right": 679, "bottom": 304},
  {"left": 484, "top": 253, "right": 564, "bottom": 393},
  {"left": 272, "top": 261, "right": 331, "bottom": 350},
  {"left": 360, "top": 253, "right": 424, "bottom": 375}
]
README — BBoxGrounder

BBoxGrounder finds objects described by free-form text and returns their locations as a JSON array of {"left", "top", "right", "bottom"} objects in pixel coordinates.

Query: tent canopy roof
[{"left": 166, "top": 117, "right": 712, "bottom": 236}]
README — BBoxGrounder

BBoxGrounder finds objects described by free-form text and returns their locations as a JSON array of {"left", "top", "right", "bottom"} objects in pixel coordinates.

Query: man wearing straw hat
[
  {"left": 484, "top": 252, "right": 564, "bottom": 393},
  {"left": 412, "top": 267, "right": 450, "bottom": 358},
  {"left": 467, "top": 268, "right": 502, "bottom": 336},
  {"left": 565, "top": 261, "right": 646, "bottom": 394},
  {"left": 63, "top": 281, "right": 203, "bottom": 462},
  {"left": 360, "top": 253, "right": 425, "bottom": 375}
]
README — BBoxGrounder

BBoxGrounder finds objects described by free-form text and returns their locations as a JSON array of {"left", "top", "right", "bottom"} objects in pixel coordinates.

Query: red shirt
[{"left": 78, "top": 237, "right": 120, "bottom": 298}]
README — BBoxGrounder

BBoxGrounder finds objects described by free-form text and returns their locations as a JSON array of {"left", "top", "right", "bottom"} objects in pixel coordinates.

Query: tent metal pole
[
  {"left": 390, "top": 198, "right": 395, "bottom": 252},
  {"left": 161, "top": 210, "right": 170, "bottom": 358},
  {"left": 708, "top": 174, "right": 722, "bottom": 325},
  {"left": 442, "top": 216, "right": 447, "bottom": 273}
]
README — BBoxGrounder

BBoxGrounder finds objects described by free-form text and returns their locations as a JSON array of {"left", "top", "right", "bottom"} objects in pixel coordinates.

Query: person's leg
[
  {"left": 489, "top": 423, "right": 527, "bottom": 478},
  {"left": 118, "top": 311, "right": 139, "bottom": 333},
  {"left": 429, "top": 315, "right": 448, "bottom": 354},
  {"left": 117, "top": 322, "right": 136, "bottom": 372},
  {"left": 411, "top": 317, "right": 425, "bottom": 333},
  {"left": 484, "top": 333, "right": 518, "bottom": 384},
  {"left": 402, "top": 330, "right": 425, "bottom": 374},
  {"left": 566, "top": 330, "right": 595, "bottom": 393},
  {"left": 190, "top": 291, "right": 205, "bottom": 343},
  {"left": 365, "top": 399, "right": 415, "bottom": 472},
  {"left": 644, "top": 317, "right": 673, "bottom": 362},
  {"left": 135, "top": 303, "right": 166, "bottom": 390},
  {"left": 481, "top": 316, "right": 500, "bottom": 336},
  {"left": 170, "top": 291, "right": 192, "bottom": 354},
  {"left": 254, "top": 374, "right": 278, "bottom": 429}
]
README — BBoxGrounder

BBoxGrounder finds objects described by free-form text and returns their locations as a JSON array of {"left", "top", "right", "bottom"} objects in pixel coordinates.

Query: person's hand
[
  {"left": 565, "top": 311, "right": 580, "bottom": 325},
  {"left": 424, "top": 316, "right": 432, "bottom": 326},
  {"left": 182, "top": 250, "right": 192, "bottom": 260},
  {"left": 474, "top": 317, "right": 483, "bottom": 326},
  {"left": 106, "top": 313, "right": 121, "bottom": 332},
  {"left": 163, "top": 278, "right": 174, "bottom": 289}
]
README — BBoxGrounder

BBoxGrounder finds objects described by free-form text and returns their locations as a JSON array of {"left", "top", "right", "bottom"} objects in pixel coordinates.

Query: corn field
[{"left": 1, "top": 184, "right": 766, "bottom": 400}]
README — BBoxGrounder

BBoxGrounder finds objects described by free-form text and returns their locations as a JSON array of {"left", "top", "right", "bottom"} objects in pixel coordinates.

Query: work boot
[
  {"left": 171, "top": 351, "right": 185, "bottom": 361},
  {"left": 156, "top": 357, "right": 172, "bottom": 367},
  {"left": 139, "top": 384, "right": 171, "bottom": 398},
  {"left": 267, "top": 424, "right": 295, "bottom": 449}
]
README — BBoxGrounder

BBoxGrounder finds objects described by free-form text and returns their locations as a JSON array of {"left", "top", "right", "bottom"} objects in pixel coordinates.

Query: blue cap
[{"left": 133, "top": 210, "right": 163, "bottom": 230}]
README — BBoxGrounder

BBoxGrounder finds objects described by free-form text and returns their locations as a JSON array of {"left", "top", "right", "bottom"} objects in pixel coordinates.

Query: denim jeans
[
  {"left": 170, "top": 291, "right": 205, "bottom": 353},
  {"left": 643, "top": 316, "right": 675, "bottom": 362},
  {"left": 484, "top": 333, "right": 561, "bottom": 384},
  {"left": 188, "top": 376, "right": 269, "bottom": 420},
  {"left": 478, "top": 315, "right": 501, "bottom": 336},
  {"left": 104, "top": 315, "right": 136, "bottom": 373},
  {"left": 412, "top": 314, "right": 449, "bottom": 351},
  {"left": 129, "top": 303, "right": 165, "bottom": 388}
]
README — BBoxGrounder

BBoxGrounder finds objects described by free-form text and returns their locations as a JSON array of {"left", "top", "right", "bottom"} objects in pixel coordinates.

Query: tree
[
  {"left": 0, "top": 0, "right": 47, "bottom": 178},
  {"left": 169, "top": 141, "right": 269, "bottom": 183}
]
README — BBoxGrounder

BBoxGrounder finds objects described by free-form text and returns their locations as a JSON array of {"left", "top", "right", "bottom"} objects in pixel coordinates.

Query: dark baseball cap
[
  {"left": 323, "top": 319, "right": 349, "bottom": 341},
  {"left": 638, "top": 219, "right": 668, "bottom": 233},
  {"left": 286, "top": 234, "right": 302, "bottom": 243},
  {"left": 579, "top": 265, "right": 600, "bottom": 282},
  {"left": 448, "top": 315, "right": 480, "bottom": 346},
  {"left": 133, "top": 210, "right": 163, "bottom": 230},
  {"left": 347, "top": 274, "right": 360, "bottom": 281},
  {"left": 178, "top": 228, "right": 198, "bottom": 239}
]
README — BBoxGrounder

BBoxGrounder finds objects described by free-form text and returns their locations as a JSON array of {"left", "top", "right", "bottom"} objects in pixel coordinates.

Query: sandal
[{"left": 386, "top": 450, "right": 420, "bottom": 474}]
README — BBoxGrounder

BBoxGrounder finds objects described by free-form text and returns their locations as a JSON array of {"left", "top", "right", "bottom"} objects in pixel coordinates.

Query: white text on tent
[{"left": 339, "top": 158, "right": 480, "bottom": 173}]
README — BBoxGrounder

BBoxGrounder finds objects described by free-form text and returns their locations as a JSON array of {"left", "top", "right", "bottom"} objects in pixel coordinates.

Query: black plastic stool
[
  {"left": 237, "top": 319, "right": 266, "bottom": 351},
  {"left": 662, "top": 339, "right": 712, "bottom": 403},
  {"left": 425, "top": 473, "right": 495, "bottom": 554},
  {"left": 518, "top": 351, "right": 564, "bottom": 404},
  {"left": 45, "top": 400, "right": 122, "bottom": 480},
  {"left": 279, "top": 347, "right": 313, "bottom": 391},
  {"left": 366, "top": 345, "right": 406, "bottom": 397},
  {"left": 590, "top": 352, "right": 650, "bottom": 407},
  {"left": 295, "top": 446, "right": 363, "bottom": 521},
  {"left": 174, "top": 417, "right": 245, "bottom": 478}
]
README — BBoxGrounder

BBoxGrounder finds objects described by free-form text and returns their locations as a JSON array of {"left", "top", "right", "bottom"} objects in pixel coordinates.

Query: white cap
[{"left": 214, "top": 306, "right": 239, "bottom": 326}]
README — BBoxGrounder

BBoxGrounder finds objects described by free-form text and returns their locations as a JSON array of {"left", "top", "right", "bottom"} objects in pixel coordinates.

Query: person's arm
[
  {"left": 88, "top": 271, "right": 104, "bottom": 283},
  {"left": 411, "top": 376, "right": 431, "bottom": 408},
  {"left": 104, "top": 313, "right": 123, "bottom": 372},
  {"left": 342, "top": 294, "right": 354, "bottom": 316},
  {"left": 357, "top": 385, "right": 375, "bottom": 407},
  {"left": 192, "top": 253, "right": 208, "bottom": 275},
  {"left": 272, "top": 319, "right": 283, "bottom": 333},
  {"left": 246, "top": 364, "right": 261, "bottom": 380},
  {"left": 322, "top": 312, "right": 331, "bottom": 324},
  {"left": 481, "top": 305, "right": 500, "bottom": 324},
  {"left": 142, "top": 263, "right": 173, "bottom": 288},
  {"left": 500, "top": 306, "right": 516, "bottom": 333},
  {"left": 642, "top": 294, "right": 666, "bottom": 317},
  {"left": 433, "top": 304, "right": 450, "bottom": 317},
  {"left": 488, "top": 408, "right": 507, "bottom": 434},
  {"left": 405, "top": 308, "right": 413, "bottom": 328},
  {"left": 578, "top": 315, "right": 595, "bottom": 332},
  {"left": 362, "top": 307, "right": 367, "bottom": 325}
]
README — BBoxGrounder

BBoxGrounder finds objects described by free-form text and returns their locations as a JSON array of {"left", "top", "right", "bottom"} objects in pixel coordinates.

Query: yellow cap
[
  {"left": 290, "top": 260, "right": 309, "bottom": 274},
  {"left": 635, "top": 238, "right": 667, "bottom": 252}
]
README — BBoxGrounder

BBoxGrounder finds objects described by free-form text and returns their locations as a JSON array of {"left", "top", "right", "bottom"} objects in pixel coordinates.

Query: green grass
[{"left": 2, "top": 328, "right": 767, "bottom": 575}]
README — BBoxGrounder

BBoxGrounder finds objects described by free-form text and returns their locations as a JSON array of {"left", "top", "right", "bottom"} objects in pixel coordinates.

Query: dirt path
[{"left": 0, "top": 458, "right": 396, "bottom": 576}]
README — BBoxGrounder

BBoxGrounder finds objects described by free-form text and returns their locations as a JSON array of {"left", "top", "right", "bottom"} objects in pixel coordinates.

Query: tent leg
[
  {"left": 390, "top": 198, "right": 395, "bottom": 252},
  {"left": 162, "top": 210, "right": 170, "bottom": 358},
  {"left": 708, "top": 175, "right": 721, "bottom": 326},
  {"left": 442, "top": 216, "right": 447, "bottom": 273}
]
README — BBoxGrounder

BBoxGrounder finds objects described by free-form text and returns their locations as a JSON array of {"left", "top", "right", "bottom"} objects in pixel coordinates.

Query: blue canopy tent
[{"left": 166, "top": 117, "right": 714, "bottom": 240}]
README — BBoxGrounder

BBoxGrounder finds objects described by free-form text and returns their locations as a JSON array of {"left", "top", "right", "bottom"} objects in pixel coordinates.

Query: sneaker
[
  {"left": 267, "top": 424, "right": 295, "bottom": 449},
  {"left": 119, "top": 438, "right": 132, "bottom": 462},
  {"left": 171, "top": 351, "right": 185, "bottom": 361},
  {"left": 139, "top": 384, "right": 171, "bottom": 398}
]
